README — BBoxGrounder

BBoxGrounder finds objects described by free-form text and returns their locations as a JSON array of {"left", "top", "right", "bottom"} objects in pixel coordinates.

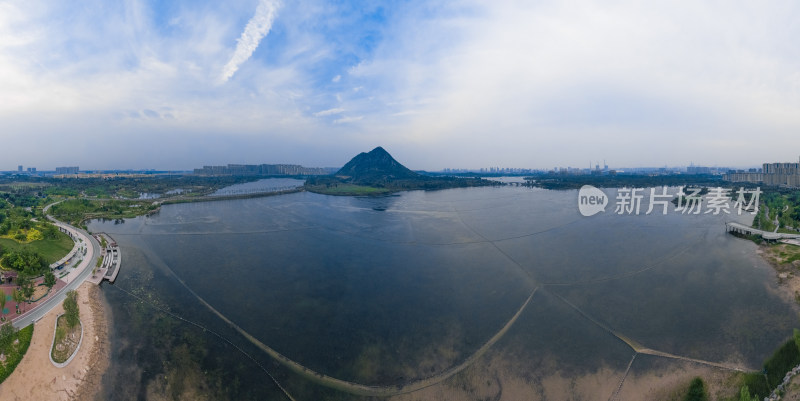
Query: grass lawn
[
  {"left": 0, "top": 230, "right": 74, "bottom": 265},
  {"left": 0, "top": 325, "right": 34, "bottom": 384}
]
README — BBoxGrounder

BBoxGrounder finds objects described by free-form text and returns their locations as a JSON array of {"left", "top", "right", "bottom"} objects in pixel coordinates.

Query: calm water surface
[{"left": 90, "top": 186, "right": 798, "bottom": 400}]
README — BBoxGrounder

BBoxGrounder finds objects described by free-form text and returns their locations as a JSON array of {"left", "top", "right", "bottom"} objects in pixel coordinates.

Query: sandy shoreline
[{"left": 0, "top": 282, "right": 110, "bottom": 401}]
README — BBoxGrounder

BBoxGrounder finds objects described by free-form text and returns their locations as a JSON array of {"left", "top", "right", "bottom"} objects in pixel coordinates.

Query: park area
[{"left": 0, "top": 278, "right": 66, "bottom": 322}]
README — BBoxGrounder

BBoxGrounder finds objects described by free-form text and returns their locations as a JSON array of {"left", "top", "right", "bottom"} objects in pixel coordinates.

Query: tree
[
  {"left": 0, "top": 322, "right": 15, "bottom": 346},
  {"left": 739, "top": 385, "right": 758, "bottom": 401},
  {"left": 44, "top": 270, "right": 56, "bottom": 289},
  {"left": 684, "top": 377, "right": 708, "bottom": 401},
  {"left": 12, "top": 289, "right": 24, "bottom": 313},
  {"left": 43, "top": 223, "right": 59, "bottom": 240},
  {"left": 3, "top": 249, "right": 47, "bottom": 275},
  {"left": 17, "top": 273, "right": 35, "bottom": 300},
  {"left": 63, "top": 290, "right": 79, "bottom": 328}
]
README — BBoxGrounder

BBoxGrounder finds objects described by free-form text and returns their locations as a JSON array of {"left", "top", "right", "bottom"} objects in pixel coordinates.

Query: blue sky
[{"left": 1, "top": 0, "right": 799, "bottom": 170}]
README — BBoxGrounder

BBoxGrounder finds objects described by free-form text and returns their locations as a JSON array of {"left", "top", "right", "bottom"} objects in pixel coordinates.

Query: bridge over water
[{"left": 725, "top": 222, "right": 800, "bottom": 242}]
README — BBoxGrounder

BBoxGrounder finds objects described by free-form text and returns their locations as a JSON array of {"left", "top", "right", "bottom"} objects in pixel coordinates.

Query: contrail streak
[{"left": 220, "top": 0, "right": 280, "bottom": 83}]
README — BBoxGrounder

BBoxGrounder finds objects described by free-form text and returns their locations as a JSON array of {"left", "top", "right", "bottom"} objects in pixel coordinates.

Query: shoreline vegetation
[
  {"left": 523, "top": 173, "right": 729, "bottom": 190},
  {"left": 303, "top": 177, "right": 495, "bottom": 196}
]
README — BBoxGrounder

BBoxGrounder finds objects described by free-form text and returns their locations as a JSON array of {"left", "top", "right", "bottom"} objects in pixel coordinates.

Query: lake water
[{"left": 89, "top": 185, "right": 799, "bottom": 400}]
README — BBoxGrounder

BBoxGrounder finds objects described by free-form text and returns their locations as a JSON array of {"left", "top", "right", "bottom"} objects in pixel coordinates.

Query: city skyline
[
  {"left": 3, "top": 159, "right": 773, "bottom": 175},
  {"left": 2, "top": 1, "right": 799, "bottom": 170}
]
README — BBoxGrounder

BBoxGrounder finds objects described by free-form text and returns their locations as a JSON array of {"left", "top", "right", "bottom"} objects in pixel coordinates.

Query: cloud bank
[{"left": 1, "top": 0, "right": 799, "bottom": 170}]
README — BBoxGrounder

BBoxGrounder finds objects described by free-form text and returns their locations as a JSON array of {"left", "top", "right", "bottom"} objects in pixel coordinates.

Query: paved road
[{"left": 11, "top": 206, "right": 101, "bottom": 329}]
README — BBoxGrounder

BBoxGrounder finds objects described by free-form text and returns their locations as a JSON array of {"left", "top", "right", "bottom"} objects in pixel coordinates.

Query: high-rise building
[
  {"left": 17, "top": 165, "right": 22, "bottom": 172},
  {"left": 762, "top": 162, "right": 800, "bottom": 187},
  {"left": 724, "top": 157, "right": 800, "bottom": 187}
]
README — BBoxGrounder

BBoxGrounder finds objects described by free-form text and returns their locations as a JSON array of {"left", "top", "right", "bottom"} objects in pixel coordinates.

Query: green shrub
[
  {"left": 63, "top": 290, "right": 79, "bottom": 328},
  {"left": 684, "top": 377, "right": 708, "bottom": 401},
  {"left": 764, "top": 339, "right": 800, "bottom": 388},
  {"left": 0, "top": 325, "right": 34, "bottom": 384}
]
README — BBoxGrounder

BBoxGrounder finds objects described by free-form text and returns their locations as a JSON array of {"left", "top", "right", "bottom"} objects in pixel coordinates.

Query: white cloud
[
  {"left": 331, "top": 74, "right": 341, "bottom": 82},
  {"left": 219, "top": 0, "right": 280, "bottom": 83},
  {"left": 333, "top": 115, "right": 363, "bottom": 124},
  {"left": 313, "top": 107, "right": 345, "bottom": 117}
]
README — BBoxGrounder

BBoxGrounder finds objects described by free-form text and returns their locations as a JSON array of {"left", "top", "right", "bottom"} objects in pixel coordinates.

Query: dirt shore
[
  {"left": 758, "top": 244, "right": 800, "bottom": 304},
  {"left": 0, "top": 282, "right": 110, "bottom": 401}
]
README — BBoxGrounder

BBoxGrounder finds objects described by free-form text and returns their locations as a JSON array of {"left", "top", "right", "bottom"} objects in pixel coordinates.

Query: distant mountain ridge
[{"left": 336, "top": 146, "right": 420, "bottom": 184}]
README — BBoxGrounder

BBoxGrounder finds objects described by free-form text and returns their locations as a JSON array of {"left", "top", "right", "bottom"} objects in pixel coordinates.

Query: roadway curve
[{"left": 11, "top": 202, "right": 101, "bottom": 329}]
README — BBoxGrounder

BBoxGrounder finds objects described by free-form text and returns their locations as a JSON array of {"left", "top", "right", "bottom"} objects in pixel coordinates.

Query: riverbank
[
  {"left": 0, "top": 282, "right": 109, "bottom": 400},
  {"left": 757, "top": 243, "right": 800, "bottom": 307}
]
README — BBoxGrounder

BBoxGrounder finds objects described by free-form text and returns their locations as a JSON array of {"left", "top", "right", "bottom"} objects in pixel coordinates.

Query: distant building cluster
[
  {"left": 686, "top": 166, "right": 711, "bottom": 174},
  {"left": 193, "top": 164, "right": 332, "bottom": 176},
  {"left": 440, "top": 162, "right": 745, "bottom": 177},
  {"left": 723, "top": 168, "right": 763, "bottom": 184},
  {"left": 441, "top": 167, "right": 540, "bottom": 174},
  {"left": 1, "top": 165, "right": 185, "bottom": 178},
  {"left": 481, "top": 167, "right": 536, "bottom": 174},
  {"left": 724, "top": 160, "right": 800, "bottom": 187},
  {"left": 55, "top": 166, "right": 80, "bottom": 174},
  {"left": 553, "top": 162, "right": 617, "bottom": 176}
]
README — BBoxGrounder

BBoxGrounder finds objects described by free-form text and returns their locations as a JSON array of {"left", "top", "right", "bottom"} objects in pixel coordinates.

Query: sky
[{"left": 1, "top": 0, "right": 799, "bottom": 171}]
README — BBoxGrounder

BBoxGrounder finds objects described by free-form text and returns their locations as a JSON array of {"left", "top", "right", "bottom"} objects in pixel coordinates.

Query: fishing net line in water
[{"left": 106, "top": 284, "right": 298, "bottom": 401}]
